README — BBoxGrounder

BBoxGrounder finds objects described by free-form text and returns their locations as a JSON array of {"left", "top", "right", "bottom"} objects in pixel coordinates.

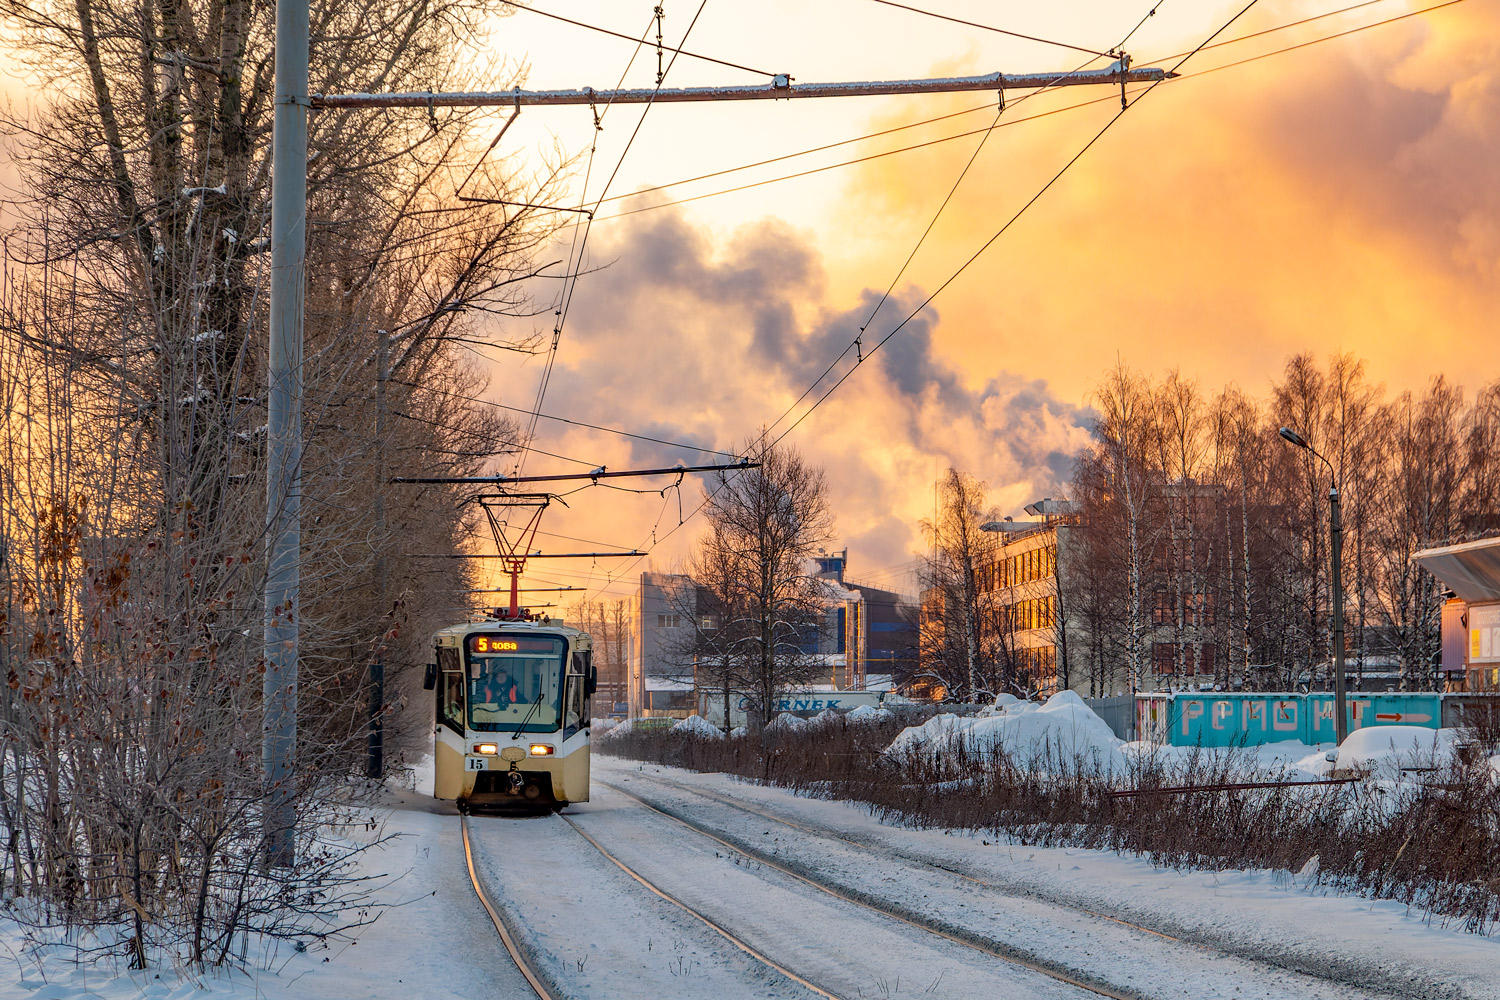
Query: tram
[{"left": 424, "top": 617, "right": 596, "bottom": 809}]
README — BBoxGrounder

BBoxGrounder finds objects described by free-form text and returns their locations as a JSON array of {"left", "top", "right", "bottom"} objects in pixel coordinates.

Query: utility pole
[
  {"left": 264, "top": 0, "right": 308, "bottom": 868},
  {"left": 1329, "top": 483, "right": 1347, "bottom": 744},
  {"left": 1279, "top": 427, "right": 1348, "bottom": 744},
  {"left": 369, "top": 327, "right": 388, "bottom": 780}
]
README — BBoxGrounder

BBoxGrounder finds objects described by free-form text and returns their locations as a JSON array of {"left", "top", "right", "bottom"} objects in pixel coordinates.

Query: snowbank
[
  {"left": 846, "top": 705, "right": 895, "bottom": 724},
  {"left": 1333, "top": 725, "right": 1463, "bottom": 780},
  {"left": 766, "top": 712, "right": 809, "bottom": 732},
  {"left": 671, "top": 714, "right": 725, "bottom": 739},
  {"left": 595, "top": 718, "right": 634, "bottom": 741},
  {"left": 1119, "top": 739, "right": 1337, "bottom": 781},
  {"left": 887, "top": 692, "right": 1129, "bottom": 774}
]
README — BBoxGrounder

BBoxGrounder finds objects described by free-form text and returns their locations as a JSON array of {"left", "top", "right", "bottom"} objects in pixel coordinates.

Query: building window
[
  {"left": 1152, "top": 590, "right": 1173, "bottom": 625},
  {"left": 656, "top": 613, "right": 682, "bottom": 629},
  {"left": 1152, "top": 642, "right": 1178, "bottom": 675}
]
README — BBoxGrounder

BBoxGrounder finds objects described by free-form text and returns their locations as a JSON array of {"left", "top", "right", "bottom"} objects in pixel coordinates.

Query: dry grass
[{"left": 602, "top": 716, "right": 1500, "bottom": 934}]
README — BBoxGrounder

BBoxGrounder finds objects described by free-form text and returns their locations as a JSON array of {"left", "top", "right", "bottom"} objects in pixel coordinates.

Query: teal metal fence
[{"left": 1135, "top": 691, "right": 1448, "bottom": 747}]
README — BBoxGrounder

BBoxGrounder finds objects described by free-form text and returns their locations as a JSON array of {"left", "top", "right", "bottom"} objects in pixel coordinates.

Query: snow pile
[
  {"left": 766, "top": 712, "right": 809, "bottom": 732},
  {"left": 671, "top": 714, "right": 725, "bottom": 739},
  {"left": 885, "top": 713, "right": 984, "bottom": 755},
  {"left": 1120, "top": 739, "right": 1337, "bottom": 781},
  {"left": 595, "top": 718, "right": 634, "bottom": 741},
  {"left": 1333, "top": 725, "right": 1462, "bottom": 781},
  {"left": 888, "top": 692, "right": 1129, "bottom": 774},
  {"left": 979, "top": 693, "right": 1021, "bottom": 717},
  {"left": 592, "top": 718, "right": 617, "bottom": 732},
  {"left": 846, "top": 705, "right": 894, "bottom": 724}
]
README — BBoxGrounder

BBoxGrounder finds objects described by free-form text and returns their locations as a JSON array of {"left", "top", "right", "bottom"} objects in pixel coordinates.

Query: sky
[
  {"left": 458, "top": 0, "right": 1500, "bottom": 606},
  {"left": 3, "top": 0, "right": 1497, "bottom": 605}
]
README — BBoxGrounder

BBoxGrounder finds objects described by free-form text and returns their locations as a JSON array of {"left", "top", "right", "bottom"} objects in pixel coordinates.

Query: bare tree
[
  {"left": 0, "top": 0, "right": 561, "bottom": 964},
  {"left": 700, "top": 440, "right": 834, "bottom": 731},
  {"left": 917, "top": 469, "right": 998, "bottom": 702}
]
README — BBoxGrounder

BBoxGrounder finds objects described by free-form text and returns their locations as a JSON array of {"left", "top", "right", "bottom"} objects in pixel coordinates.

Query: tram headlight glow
[
  {"left": 529, "top": 744, "right": 555, "bottom": 756},
  {"left": 474, "top": 743, "right": 499, "bottom": 755}
]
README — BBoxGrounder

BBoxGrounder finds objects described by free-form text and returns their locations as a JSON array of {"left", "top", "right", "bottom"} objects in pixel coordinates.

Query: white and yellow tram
[{"left": 424, "top": 618, "right": 595, "bottom": 809}]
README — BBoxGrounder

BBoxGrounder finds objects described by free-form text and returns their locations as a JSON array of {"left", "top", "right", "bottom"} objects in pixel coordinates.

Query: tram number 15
[{"left": 465, "top": 757, "right": 489, "bottom": 771}]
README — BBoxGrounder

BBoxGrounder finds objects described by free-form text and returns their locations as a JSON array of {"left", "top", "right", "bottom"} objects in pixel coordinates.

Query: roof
[{"left": 1414, "top": 536, "right": 1500, "bottom": 603}]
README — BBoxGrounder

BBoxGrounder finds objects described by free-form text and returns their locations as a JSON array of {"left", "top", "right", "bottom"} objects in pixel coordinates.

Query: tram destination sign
[{"left": 468, "top": 634, "right": 560, "bottom": 654}]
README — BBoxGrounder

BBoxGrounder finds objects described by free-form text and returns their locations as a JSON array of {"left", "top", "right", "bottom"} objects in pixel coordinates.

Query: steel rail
[
  {"left": 593, "top": 781, "right": 1134, "bottom": 1000},
  {"left": 555, "top": 812, "right": 843, "bottom": 1000},
  {"left": 461, "top": 814, "right": 560, "bottom": 1000}
]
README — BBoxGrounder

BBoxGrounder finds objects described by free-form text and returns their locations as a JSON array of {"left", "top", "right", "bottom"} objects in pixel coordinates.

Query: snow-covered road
[{"left": 463, "top": 756, "right": 1499, "bottom": 999}]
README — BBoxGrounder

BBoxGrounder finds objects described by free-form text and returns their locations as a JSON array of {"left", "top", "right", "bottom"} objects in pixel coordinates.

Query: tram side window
[
  {"left": 564, "top": 653, "right": 585, "bottom": 740},
  {"left": 437, "top": 647, "right": 464, "bottom": 734}
]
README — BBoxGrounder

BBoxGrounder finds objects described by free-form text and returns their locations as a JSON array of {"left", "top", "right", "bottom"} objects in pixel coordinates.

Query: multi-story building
[
  {"left": 976, "top": 498, "right": 1084, "bottom": 698},
  {"left": 625, "top": 558, "right": 917, "bottom": 719}
]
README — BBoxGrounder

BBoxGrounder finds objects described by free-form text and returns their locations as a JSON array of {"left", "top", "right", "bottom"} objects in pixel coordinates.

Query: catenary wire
[
  {"left": 392, "top": 377, "right": 738, "bottom": 457},
  {"left": 517, "top": 0, "right": 1445, "bottom": 602},
  {"left": 763, "top": 0, "right": 1268, "bottom": 457},
  {"left": 500, "top": 1, "right": 774, "bottom": 77},
  {"left": 516, "top": 1, "right": 712, "bottom": 479},
  {"left": 575, "top": 0, "right": 1271, "bottom": 601},
  {"left": 521, "top": 0, "right": 1425, "bottom": 235},
  {"left": 510, "top": 10, "right": 659, "bottom": 479},
  {"left": 862, "top": 0, "right": 1109, "bottom": 56}
]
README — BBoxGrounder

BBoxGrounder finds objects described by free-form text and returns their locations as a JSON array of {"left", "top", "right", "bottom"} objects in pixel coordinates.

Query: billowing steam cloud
[{"left": 522, "top": 210, "right": 1093, "bottom": 583}]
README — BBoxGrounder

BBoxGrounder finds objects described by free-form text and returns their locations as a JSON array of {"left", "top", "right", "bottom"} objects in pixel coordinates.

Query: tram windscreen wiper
[{"left": 510, "top": 688, "right": 545, "bottom": 740}]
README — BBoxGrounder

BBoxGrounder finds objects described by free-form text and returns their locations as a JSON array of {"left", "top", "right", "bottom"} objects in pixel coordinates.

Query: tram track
[
  {"left": 605, "top": 771, "right": 1186, "bottom": 944},
  {"left": 461, "top": 813, "right": 561, "bottom": 1000},
  {"left": 585, "top": 780, "right": 1137, "bottom": 1000},
  {"left": 555, "top": 811, "right": 845, "bottom": 1000},
  {"left": 596, "top": 769, "right": 1422, "bottom": 1000}
]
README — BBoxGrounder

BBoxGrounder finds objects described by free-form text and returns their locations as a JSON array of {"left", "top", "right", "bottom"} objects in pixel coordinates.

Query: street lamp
[{"left": 1278, "top": 427, "right": 1348, "bottom": 744}]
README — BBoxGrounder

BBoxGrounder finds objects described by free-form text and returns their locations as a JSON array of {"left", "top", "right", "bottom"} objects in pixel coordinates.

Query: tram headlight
[
  {"left": 528, "top": 744, "right": 555, "bottom": 756},
  {"left": 474, "top": 743, "right": 499, "bottom": 755}
]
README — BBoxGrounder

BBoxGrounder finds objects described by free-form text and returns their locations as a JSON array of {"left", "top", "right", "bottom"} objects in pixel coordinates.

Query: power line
[
  {"left": 581, "top": 0, "right": 1270, "bottom": 605},
  {"left": 392, "top": 377, "right": 737, "bottom": 457},
  {"left": 765, "top": 0, "right": 1269, "bottom": 455},
  {"left": 500, "top": 1, "right": 774, "bottom": 77},
  {"left": 523, "top": 0, "right": 1428, "bottom": 234},
  {"left": 527, "top": 0, "right": 1443, "bottom": 605},
  {"left": 862, "top": 0, "right": 1110, "bottom": 57},
  {"left": 516, "top": 1, "right": 712, "bottom": 479}
]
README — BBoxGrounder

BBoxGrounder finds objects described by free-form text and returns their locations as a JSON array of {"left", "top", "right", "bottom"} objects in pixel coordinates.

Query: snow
[
  {"left": 844, "top": 705, "right": 893, "bottom": 723},
  {"left": 1334, "top": 725, "right": 1463, "bottom": 780},
  {"left": 595, "top": 718, "right": 634, "bottom": 741},
  {"left": 764, "top": 712, "right": 807, "bottom": 732},
  {"left": 599, "top": 758, "right": 1500, "bottom": 1000},
  {"left": 887, "top": 691, "right": 1130, "bottom": 774},
  {"left": 0, "top": 780, "right": 532, "bottom": 1000},
  {"left": 671, "top": 714, "right": 724, "bottom": 739},
  {"left": 1121, "top": 738, "right": 1339, "bottom": 781},
  {"left": 9, "top": 746, "right": 1497, "bottom": 1000}
]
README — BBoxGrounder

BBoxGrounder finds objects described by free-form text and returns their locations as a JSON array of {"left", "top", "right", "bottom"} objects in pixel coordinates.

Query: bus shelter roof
[{"left": 1415, "top": 536, "right": 1500, "bottom": 603}]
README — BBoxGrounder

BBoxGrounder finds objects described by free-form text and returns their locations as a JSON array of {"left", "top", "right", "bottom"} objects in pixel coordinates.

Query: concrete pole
[
  {"left": 264, "top": 0, "right": 308, "bottom": 867},
  {"left": 369, "top": 327, "right": 388, "bottom": 779},
  {"left": 1330, "top": 485, "right": 1348, "bottom": 744}
]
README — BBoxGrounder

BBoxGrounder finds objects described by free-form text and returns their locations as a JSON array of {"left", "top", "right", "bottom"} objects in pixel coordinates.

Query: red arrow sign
[{"left": 1374, "top": 712, "right": 1432, "bottom": 723}]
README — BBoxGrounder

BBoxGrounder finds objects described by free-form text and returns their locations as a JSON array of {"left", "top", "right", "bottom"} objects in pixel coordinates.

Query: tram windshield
[{"left": 464, "top": 634, "right": 567, "bottom": 734}]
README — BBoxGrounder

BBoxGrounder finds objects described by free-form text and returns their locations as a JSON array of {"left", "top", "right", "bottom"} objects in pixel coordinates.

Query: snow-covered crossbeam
[{"left": 313, "top": 67, "right": 1175, "bottom": 109}]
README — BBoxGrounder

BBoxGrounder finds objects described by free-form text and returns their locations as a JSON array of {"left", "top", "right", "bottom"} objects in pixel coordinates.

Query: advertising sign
[{"left": 1469, "top": 602, "right": 1500, "bottom": 666}]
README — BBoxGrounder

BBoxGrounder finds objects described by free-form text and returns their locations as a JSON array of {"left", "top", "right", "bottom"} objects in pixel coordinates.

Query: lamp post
[{"left": 1278, "top": 427, "right": 1347, "bottom": 744}]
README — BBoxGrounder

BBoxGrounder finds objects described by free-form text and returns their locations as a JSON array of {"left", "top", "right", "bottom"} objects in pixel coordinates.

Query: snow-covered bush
[{"left": 671, "top": 715, "right": 725, "bottom": 739}]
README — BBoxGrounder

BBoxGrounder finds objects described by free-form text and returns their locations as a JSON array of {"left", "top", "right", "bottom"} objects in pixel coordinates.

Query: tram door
[{"left": 432, "top": 644, "right": 469, "bottom": 799}]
